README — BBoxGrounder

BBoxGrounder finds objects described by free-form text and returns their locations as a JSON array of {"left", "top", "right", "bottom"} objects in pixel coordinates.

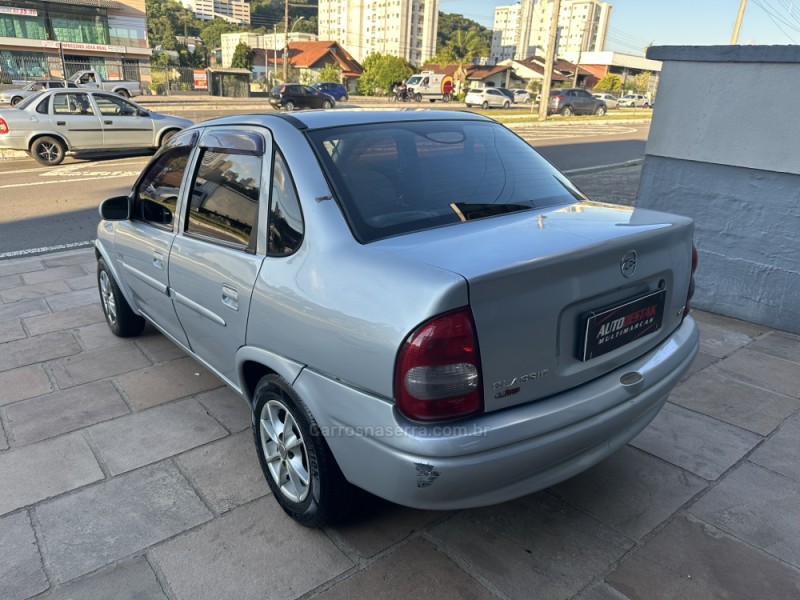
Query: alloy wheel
[
  {"left": 260, "top": 398, "right": 310, "bottom": 503},
  {"left": 99, "top": 270, "right": 117, "bottom": 325}
]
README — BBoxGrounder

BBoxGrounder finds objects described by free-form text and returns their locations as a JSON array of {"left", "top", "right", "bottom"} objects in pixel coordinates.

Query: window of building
[
  {"left": 186, "top": 150, "right": 261, "bottom": 249},
  {"left": 0, "top": 13, "right": 47, "bottom": 39}
]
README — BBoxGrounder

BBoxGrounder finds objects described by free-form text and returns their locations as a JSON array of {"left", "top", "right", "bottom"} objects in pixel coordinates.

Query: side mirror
[
  {"left": 136, "top": 109, "right": 149, "bottom": 117},
  {"left": 99, "top": 195, "right": 131, "bottom": 220}
]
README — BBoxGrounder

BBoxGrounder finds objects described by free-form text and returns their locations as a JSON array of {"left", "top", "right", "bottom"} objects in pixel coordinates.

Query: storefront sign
[
  {"left": 0, "top": 7, "right": 38, "bottom": 16},
  {"left": 41, "top": 40, "right": 126, "bottom": 54},
  {"left": 193, "top": 69, "right": 208, "bottom": 91}
]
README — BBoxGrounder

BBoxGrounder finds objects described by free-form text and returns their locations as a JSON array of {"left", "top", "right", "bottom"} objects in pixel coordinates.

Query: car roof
[{"left": 196, "top": 109, "right": 493, "bottom": 132}]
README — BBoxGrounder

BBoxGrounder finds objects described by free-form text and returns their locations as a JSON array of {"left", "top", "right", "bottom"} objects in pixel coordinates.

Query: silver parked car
[
  {"left": 593, "top": 92, "right": 619, "bottom": 109},
  {"left": 0, "top": 79, "right": 79, "bottom": 106},
  {"left": 465, "top": 87, "right": 511, "bottom": 109},
  {"left": 619, "top": 93, "right": 651, "bottom": 108},
  {"left": 95, "top": 110, "right": 699, "bottom": 527},
  {"left": 0, "top": 88, "right": 192, "bottom": 166}
]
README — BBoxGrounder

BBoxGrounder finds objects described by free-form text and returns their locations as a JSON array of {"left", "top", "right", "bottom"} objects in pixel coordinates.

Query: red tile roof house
[{"left": 254, "top": 41, "right": 363, "bottom": 91}]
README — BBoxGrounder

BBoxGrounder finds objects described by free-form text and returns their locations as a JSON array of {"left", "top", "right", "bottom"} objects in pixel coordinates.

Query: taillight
[
  {"left": 0, "top": 118, "right": 8, "bottom": 134},
  {"left": 395, "top": 308, "right": 482, "bottom": 421},
  {"left": 684, "top": 243, "right": 698, "bottom": 317},
  {"left": 552, "top": 95, "right": 562, "bottom": 103}
]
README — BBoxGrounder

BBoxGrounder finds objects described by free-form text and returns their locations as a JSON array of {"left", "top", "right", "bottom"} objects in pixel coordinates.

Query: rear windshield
[{"left": 308, "top": 120, "right": 581, "bottom": 242}]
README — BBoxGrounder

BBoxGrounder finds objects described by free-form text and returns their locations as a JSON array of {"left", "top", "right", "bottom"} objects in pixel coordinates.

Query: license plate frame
[{"left": 579, "top": 289, "right": 667, "bottom": 362}]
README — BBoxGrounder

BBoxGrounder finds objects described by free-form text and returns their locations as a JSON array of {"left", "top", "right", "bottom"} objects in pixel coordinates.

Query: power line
[{"left": 754, "top": 0, "right": 798, "bottom": 40}]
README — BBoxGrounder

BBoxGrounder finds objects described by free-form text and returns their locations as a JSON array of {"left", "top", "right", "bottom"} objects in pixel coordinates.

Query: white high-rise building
[
  {"left": 318, "top": 0, "right": 438, "bottom": 66},
  {"left": 180, "top": 0, "right": 250, "bottom": 26},
  {"left": 492, "top": 0, "right": 611, "bottom": 61}
]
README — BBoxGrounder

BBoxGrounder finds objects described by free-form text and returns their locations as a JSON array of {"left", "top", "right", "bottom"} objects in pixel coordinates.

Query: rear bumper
[{"left": 294, "top": 316, "right": 700, "bottom": 509}]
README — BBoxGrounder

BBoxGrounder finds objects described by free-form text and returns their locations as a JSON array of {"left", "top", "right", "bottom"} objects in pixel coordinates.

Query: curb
[{"left": 564, "top": 159, "right": 643, "bottom": 175}]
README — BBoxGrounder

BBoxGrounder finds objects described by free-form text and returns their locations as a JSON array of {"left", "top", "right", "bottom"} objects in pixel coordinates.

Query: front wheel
[
  {"left": 322, "top": 100, "right": 333, "bottom": 109},
  {"left": 442, "top": 93, "right": 451, "bottom": 103},
  {"left": 481, "top": 101, "right": 489, "bottom": 110},
  {"left": 342, "top": 95, "right": 349, "bottom": 102},
  {"left": 97, "top": 259, "right": 145, "bottom": 337},
  {"left": 595, "top": 105, "right": 607, "bottom": 116},
  {"left": 253, "top": 374, "right": 355, "bottom": 527},
  {"left": 10, "top": 96, "right": 22, "bottom": 106},
  {"left": 159, "top": 129, "right": 178, "bottom": 147},
  {"left": 30, "top": 136, "right": 66, "bottom": 166},
  {"left": 414, "top": 93, "right": 422, "bottom": 102}
]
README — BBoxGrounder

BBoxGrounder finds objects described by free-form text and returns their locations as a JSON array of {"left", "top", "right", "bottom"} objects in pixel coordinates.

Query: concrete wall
[{"left": 638, "top": 46, "right": 800, "bottom": 334}]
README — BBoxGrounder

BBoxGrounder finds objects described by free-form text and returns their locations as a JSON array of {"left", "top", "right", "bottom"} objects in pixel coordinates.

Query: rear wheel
[
  {"left": 342, "top": 94, "right": 349, "bottom": 102},
  {"left": 285, "top": 101, "right": 295, "bottom": 111},
  {"left": 561, "top": 105, "right": 574, "bottom": 116},
  {"left": 30, "top": 136, "right": 65, "bottom": 166},
  {"left": 503, "top": 100, "right": 510, "bottom": 109},
  {"left": 97, "top": 259, "right": 145, "bottom": 337},
  {"left": 253, "top": 374, "right": 355, "bottom": 527},
  {"left": 116, "top": 89, "right": 130, "bottom": 99},
  {"left": 10, "top": 96, "right": 22, "bottom": 106},
  {"left": 159, "top": 129, "right": 178, "bottom": 147},
  {"left": 481, "top": 101, "right": 489, "bottom": 109},
  {"left": 442, "top": 93, "right": 451, "bottom": 103},
  {"left": 595, "top": 105, "right": 607, "bottom": 116}
]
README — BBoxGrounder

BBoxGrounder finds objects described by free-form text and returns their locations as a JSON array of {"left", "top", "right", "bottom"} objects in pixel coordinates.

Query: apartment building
[
  {"left": 492, "top": 0, "right": 611, "bottom": 61},
  {"left": 0, "top": 0, "right": 151, "bottom": 82},
  {"left": 180, "top": 0, "right": 250, "bottom": 25},
  {"left": 318, "top": 0, "right": 438, "bottom": 66},
  {"left": 221, "top": 31, "right": 317, "bottom": 68}
]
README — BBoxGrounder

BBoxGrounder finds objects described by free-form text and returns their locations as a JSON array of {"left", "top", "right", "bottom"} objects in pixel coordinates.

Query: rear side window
[
  {"left": 268, "top": 150, "right": 303, "bottom": 255},
  {"left": 309, "top": 120, "right": 581, "bottom": 242},
  {"left": 134, "top": 147, "right": 192, "bottom": 229}
]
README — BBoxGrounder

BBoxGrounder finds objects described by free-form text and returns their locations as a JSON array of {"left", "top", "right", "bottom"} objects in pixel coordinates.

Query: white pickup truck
[{"left": 69, "top": 70, "right": 141, "bottom": 98}]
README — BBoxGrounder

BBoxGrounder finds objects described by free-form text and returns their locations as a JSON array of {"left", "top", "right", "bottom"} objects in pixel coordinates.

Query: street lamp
[{"left": 282, "top": 16, "right": 305, "bottom": 82}]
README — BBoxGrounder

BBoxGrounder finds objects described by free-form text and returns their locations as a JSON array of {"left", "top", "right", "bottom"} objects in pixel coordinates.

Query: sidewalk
[{"left": 1, "top": 170, "right": 799, "bottom": 599}]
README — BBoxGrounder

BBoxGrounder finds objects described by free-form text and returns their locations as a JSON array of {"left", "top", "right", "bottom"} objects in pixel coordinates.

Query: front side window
[
  {"left": 309, "top": 120, "right": 581, "bottom": 242},
  {"left": 185, "top": 150, "right": 261, "bottom": 249},
  {"left": 133, "top": 147, "right": 192, "bottom": 229},
  {"left": 94, "top": 94, "right": 138, "bottom": 116}
]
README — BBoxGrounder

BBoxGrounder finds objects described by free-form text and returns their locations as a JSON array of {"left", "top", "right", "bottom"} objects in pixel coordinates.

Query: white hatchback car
[
  {"left": 465, "top": 88, "right": 511, "bottom": 109},
  {"left": 593, "top": 93, "right": 619, "bottom": 109}
]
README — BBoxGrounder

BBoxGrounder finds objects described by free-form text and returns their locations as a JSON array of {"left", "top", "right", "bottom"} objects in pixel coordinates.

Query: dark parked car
[
  {"left": 311, "top": 81, "right": 349, "bottom": 102},
  {"left": 494, "top": 87, "right": 515, "bottom": 102},
  {"left": 268, "top": 84, "right": 336, "bottom": 111},
  {"left": 548, "top": 88, "right": 607, "bottom": 116}
]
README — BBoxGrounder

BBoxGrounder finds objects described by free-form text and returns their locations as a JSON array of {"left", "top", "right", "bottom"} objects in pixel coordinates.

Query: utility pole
[
  {"left": 282, "top": 0, "right": 289, "bottom": 82},
  {"left": 538, "top": 0, "right": 563, "bottom": 121},
  {"left": 573, "top": 8, "right": 591, "bottom": 87},
  {"left": 731, "top": 0, "right": 748, "bottom": 44}
]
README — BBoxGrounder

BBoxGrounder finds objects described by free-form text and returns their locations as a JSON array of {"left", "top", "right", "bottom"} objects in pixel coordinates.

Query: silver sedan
[
  {"left": 0, "top": 88, "right": 192, "bottom": 165},
  {"left": 0, "top": 80, "right": 79, "bottom": 106}
]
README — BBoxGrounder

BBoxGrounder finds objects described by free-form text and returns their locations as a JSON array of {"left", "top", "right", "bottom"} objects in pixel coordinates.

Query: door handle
[
  {"left": 56, "top": 121, "right": 66, "bottom": 126},
  {"left": 222, "top": 284, "right": 239, "bottom": 311},
  {"left": 104, "top": 120, "right": 113, "bottom": 125},
  {"left": 153, "top": 250, "right": 165, "bottom": 270}
]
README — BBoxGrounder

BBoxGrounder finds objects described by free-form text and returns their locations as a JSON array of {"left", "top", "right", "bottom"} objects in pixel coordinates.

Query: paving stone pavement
[{"left": 1, "top": 246, "right": 799, "bottom": 600}]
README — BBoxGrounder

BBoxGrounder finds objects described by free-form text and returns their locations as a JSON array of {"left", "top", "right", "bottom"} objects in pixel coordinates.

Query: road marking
[
  {"left": 0, "top": 240, "right": 94, "bottom": 259},
  {"left": 515, "top": 124, "right": 639, "bottom": 141},
  {"left": 0, "top": 173, "right": 138, "bottom": 189},
  {"left": 0, "top": 158, "right": 148, "bottom": 176}
]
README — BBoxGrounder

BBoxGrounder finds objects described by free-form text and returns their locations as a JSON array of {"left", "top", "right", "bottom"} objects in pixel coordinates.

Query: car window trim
[
  {"left": 132, "top": 144, "right": 197, "bottom": 232},
  {"left": 266, "top": 144, "right": 305, "bottom": 258}
]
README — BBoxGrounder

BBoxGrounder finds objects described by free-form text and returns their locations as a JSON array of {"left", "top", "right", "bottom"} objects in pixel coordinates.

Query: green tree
[
  {"left": 594, "top": 73, "right": 622, "bottom": 93},
  {"left": 357, "top": 53, "right": 415, "bottom": 96},
  {"left": 317, "top": 62, "right": 341, "bottom": 83},
  {"left": 199, "top": 18, "right": 241, "bottom": 48},
  {"left": 634, "top": 72, "right": 651, "bottom": 94},
  {"left": 441, "top": 29, "right": 486, "bottom": 66},
  {"left": 231, "top": 41, "right": 254, "bottom": 69},
  {"left": 437, "top": 12, "right": 491, "bottom": 56}
]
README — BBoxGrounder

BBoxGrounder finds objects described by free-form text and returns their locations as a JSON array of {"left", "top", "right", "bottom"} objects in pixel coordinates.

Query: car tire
[
  {"left": 97, "top": 258, "right": 145, "bottom": 337},
  {"left": 342, "top": 95, "right": 349, "bottom": 102},
  {"left": 414, "top": 93, "right": 422, "bottom": 102},
  {"left": 465, "top": 103, "right": 472, "bottom": 108},
  {"left": 116, "top": 89, "right": 130, "bottom": 99},
  {"left": 30, "top": 136, "right": 66, "bottom": 166},
  {"left": 159, "top": 129, "right": 178, "bottom": 147},
  {"left": 322, "top": 100, "right": 333, "bottom": 109},
  {"left": 561, "top": 105, "right": 574, "bottom": 116},
  {"left": 595, "top": 105, "right": 607, "bottom": 116},
  {"left": 503, "top": 100, "right": 510, "bottom": 109},
  {"left": 253, "top": 373, "right": 355, "bottom": 528},
  {"left": 285, "top": 101, "right": 295, "bottom": 111},
  {"left": 482, "top": 101, "right": 489, "bottom": 109},
  {"left": 10, "top": 96, "right": 22, "bottom": 106},
  {"left": 442, "top": 93, "right": 451, "bottom": 103}
]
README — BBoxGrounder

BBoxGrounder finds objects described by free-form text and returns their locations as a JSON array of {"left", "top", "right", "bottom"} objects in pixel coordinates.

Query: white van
[{"left": 405, "top": 71, "right": 455, "bottom": 102}]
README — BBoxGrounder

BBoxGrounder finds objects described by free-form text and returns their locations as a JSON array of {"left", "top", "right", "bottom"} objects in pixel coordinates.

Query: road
[{"left": 0, "top": 120, "right": 649, "bottom": 257}]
